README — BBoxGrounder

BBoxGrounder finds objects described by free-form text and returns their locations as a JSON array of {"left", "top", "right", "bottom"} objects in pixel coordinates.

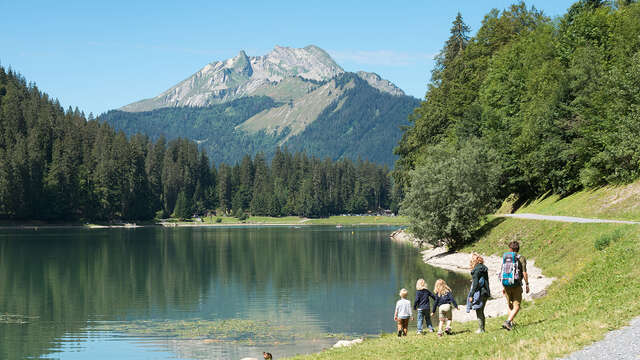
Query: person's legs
[
  {"left": 402, "top": 318, "right": 409, "bottom": 336},
  {"left": 476, "top": 297, "right": 486, "bottom": 333},
  {"left": 503, "top": 286, "right": 522, "bottom": 330},
  {"left": 425, "top": 310, "right": 434, "bottom": 331},
  {"left": 397, "top": 319, "right": 403, "bottom": 336},
  {"left": 507, "top": 287, "right": 523, "bottom": 323},
  {"left": 416, "top": 309, "right": 424, "bottom": 333}
]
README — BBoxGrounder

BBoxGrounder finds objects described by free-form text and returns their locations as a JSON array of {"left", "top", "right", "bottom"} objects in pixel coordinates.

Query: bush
[
  {"left": 400, "top": 139, "right": 502, "bottom": 248},
  {"left": 594, "top": 229, "right": 623, "bottom": 251}
]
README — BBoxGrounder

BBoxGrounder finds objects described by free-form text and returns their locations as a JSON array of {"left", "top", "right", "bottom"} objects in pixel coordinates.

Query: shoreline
[
  {"left": 0, "top": 221, "right": 407, "bottom": 230},
  {"left": 392, "top": 230, "right": 555, "bottom": 323}
]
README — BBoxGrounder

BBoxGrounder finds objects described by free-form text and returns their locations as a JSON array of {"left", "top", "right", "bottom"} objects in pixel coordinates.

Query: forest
[
  {"left": 396, "top": 0, "right": 640, "bottom": 246},
  {"left": 0, "top": 67, "right": 394, "bottom": 221}
]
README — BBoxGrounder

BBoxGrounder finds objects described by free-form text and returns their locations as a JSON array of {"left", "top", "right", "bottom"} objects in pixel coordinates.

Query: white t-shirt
[{"left": 395, "top": 298, "right": 412, "bottom": 319}]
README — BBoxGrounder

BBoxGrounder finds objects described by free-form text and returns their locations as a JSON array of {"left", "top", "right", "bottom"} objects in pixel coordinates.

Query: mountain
[{"left": 102, "top": 45, "right": 419, "bottom": 166}]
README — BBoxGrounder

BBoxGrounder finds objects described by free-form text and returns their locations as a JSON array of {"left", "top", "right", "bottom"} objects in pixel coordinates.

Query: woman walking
[{"left": 467, "top": 253, "right": 490, "bottom": 333}]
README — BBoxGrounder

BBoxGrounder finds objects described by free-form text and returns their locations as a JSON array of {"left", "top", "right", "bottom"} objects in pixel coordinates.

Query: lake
[{"left": 0, "top": 226, "right": 469, "bottom": 359}]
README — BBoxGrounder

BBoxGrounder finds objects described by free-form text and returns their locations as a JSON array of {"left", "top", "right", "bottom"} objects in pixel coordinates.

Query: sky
[{"left": 1, "top": 0, "right": 577, "bottom": 116}]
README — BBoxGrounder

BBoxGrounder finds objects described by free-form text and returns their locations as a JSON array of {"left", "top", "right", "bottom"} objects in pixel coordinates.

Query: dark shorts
[
  {"left": 504, "top": 286, "right": 523, "bottom": 309},
  {"left": 397, "top": 318, "right": 409, "bottom": 328}
]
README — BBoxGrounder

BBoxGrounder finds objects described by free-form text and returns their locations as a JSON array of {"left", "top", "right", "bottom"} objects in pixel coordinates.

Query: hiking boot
[
  {"left": 502, "top": 320, "right": 512, "bottom": 331},
  {"left": 398, "top": 330, "right": 402, "bottom": 337},
  {"left": 416, "top": 330, "right": 422, "bottom": 335},
  {"left": 445, "top": 327, "right": 452, "bottom": 335},
  {"left": 428, "top": 328, "right": 435, "bottom": 333}
]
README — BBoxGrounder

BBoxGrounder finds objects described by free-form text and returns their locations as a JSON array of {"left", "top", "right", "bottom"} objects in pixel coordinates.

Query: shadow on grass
[
  {"left": 511, "top": 319, "right": 547, "bottom": 331},
  {"left": 473, "top": 217, "right": 506, "bottom": 240},
  {"left": 450, "top": 329, "right": 471, "bottom": 336}
]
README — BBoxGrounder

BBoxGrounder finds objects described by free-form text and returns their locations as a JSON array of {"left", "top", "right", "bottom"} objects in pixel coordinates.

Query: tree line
[
  {"left": 395, "top": 0, "right": 640, "bottom": 247},
  {"left": 0, "top": 66, "right": 395, "bottom": 221}
]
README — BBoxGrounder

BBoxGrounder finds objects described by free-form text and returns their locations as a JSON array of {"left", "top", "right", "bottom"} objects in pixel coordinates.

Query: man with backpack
[{"left": 499, "top": 240, "right": 529, "bottom": 330}]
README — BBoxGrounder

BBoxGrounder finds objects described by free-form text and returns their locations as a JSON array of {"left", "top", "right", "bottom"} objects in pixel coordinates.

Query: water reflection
[{"left": 0, "top": 226, "right": 469, "bottom": 359}]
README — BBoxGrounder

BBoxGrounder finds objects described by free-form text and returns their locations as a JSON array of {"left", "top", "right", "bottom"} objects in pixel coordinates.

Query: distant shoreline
[{"left": 0, "top": 216, "right": 408, "bottom": 230}]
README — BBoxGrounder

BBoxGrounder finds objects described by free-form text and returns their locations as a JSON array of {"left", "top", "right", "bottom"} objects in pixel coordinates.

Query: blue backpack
[{"left": 500, "top": 252, "right": 521, "bottom": 287}]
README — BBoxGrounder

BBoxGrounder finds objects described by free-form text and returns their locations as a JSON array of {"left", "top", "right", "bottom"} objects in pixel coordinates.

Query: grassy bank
[
  {"left": 290, "top": 189, "right": 640, "bottom": 359},
  {"left": 511, "top": 182, "right": 640, "bottom": 221}
]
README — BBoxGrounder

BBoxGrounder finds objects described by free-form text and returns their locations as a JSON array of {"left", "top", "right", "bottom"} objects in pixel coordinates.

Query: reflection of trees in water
[{"left": 0, "top": 227, "right": 469, "bottom": 359}]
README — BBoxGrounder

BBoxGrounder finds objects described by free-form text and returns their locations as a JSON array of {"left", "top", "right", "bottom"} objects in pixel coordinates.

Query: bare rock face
[
  {"left": 356, "top": 71, "right": 405, "bottom": 96},
  {"left": 120, "top": 45, "right": 405, "bottom": 112}
]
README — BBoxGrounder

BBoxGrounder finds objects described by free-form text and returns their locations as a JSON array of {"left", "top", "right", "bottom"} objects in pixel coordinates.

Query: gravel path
[
  {"left": 562, "top": 317, "right": 640, "bottom": 360},
  {"left": 497, "top": 213, "right": 640, "bottom": 224}
]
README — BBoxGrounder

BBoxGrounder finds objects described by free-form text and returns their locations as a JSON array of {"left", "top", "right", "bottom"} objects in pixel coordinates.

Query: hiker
[
  {"left": 499, "top": 240, "right": 529, "bottom": 330},
  {"left": 414, "top": 278, "right": 436, "bottom": 334},
  {"left": 394, "top": 288, "right": 413, "bottom": 337},
  {"left": 467, "top": 253, "right": 490, "bottom": 333},
  {"left": 431, "top": 279, "right": 459, "bottom": 336}
]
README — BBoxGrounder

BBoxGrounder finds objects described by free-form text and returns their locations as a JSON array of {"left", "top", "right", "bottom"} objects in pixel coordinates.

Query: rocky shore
[{"left": 391, "top": 230, "right": 555, "bottom": 322}]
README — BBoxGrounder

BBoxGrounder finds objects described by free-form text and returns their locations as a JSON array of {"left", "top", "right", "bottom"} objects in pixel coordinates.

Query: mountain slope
[{"left": 103, "top": 45, "right": 418, "bottom": 166}]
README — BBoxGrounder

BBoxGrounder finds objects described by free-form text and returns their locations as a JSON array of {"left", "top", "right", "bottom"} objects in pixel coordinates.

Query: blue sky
[{"left": 1, "top": 0, "right": 576, "bottom": 116}]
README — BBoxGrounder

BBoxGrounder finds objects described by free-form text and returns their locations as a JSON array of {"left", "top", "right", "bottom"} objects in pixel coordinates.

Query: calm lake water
[{"left": 0, "top": 226, "right": 469, "bottom": 359}]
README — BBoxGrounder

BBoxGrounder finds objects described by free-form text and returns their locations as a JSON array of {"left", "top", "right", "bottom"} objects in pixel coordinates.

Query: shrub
[
  {"left": 400, "top": 139, "right": 502, "bottom": 248},
  {"left": 594, "top": 229, "right": 623, "bottom": 251}
]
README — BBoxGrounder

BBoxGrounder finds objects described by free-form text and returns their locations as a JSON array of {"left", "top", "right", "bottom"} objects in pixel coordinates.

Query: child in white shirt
[{"left": 394, "top": 288, "right": 413, "bottom": 337}]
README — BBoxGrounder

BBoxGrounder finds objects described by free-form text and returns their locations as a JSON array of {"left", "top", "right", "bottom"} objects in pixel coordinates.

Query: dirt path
[{"left": 497, "top": 213, "right": 640, "bottom": 224}]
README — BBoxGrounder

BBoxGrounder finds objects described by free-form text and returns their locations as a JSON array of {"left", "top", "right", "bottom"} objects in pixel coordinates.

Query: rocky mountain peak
[
  {"left": 263, "top": 45, "right": 344, "bottom": 81},
  {"left": 119, "top": 45, "right": 406, "bottom": 112}
]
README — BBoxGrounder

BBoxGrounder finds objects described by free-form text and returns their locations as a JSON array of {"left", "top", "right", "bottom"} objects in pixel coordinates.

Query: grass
[
  {"left": 289, "top": 187, "right": 640, "bottom": 359},
  {"left": 512, "top": 182, "right": 640, "bottom": 221}
]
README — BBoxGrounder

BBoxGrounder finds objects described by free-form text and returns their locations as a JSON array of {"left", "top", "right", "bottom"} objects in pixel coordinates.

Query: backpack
[{"left": 500, "top": 252, "right": 521, "bottom": 287}]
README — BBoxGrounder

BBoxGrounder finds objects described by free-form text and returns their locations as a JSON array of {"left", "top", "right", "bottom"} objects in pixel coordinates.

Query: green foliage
[
  {"left": 396, "top": 1, "right": 640, "bottom": 207},
  {"left": 400, "top": 139, "right": 501, "bottom": 248},
  {"left": 594, "top": 229, "right": 623, "bottom": 250},
  {"left": 173, "top": 191, "right": 192, "bottom": 220},
  {"left": 0, "top": 68, "right": 396, "bottom": 221}
]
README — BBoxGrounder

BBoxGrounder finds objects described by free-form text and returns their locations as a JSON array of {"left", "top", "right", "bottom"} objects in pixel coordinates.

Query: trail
[
  {"left": 497, "top": 213, "right": 640, "bottom": 224},
  {"left": 562, "top": 317, "right": 640, "bottom": 360}
]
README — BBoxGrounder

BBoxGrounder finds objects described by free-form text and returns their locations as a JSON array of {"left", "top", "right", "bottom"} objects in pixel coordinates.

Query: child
[
  {"left": 414, "top": 278, "right": 436, "bottom": 334},
  {"left": 431, "top": 279, "right": 459, "bottom": 336},
  {"left": 394, "top": 288, "right": 413, "bottom": 337}
]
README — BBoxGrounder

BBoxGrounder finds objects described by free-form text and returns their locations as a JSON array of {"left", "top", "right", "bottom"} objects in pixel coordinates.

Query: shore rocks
[
  {"left": 390, "top": 229, "right": 431, "bottom": 248},
  {"left": 333, "top": 338, "right": 363, "bottom": 348}
]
